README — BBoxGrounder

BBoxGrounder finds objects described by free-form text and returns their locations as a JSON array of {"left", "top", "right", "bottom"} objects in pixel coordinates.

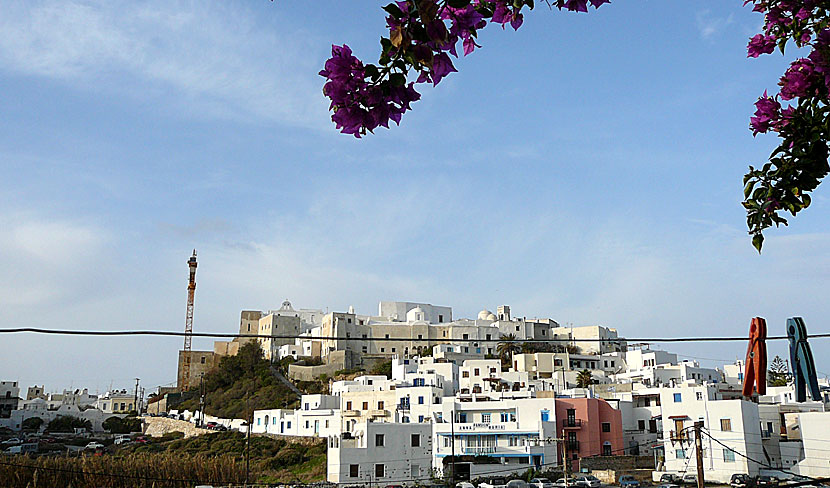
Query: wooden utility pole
[
  {"left": 133, "top": 378, "right": 140, "bottom": 413},
  {"left": 694, "top": 421, "right": 705, "bottom": 488}
]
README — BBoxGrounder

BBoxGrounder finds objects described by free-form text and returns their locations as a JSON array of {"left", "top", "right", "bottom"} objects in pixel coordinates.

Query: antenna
[{"left": 181, "top": 250, "right": 198, "bottom": 390}]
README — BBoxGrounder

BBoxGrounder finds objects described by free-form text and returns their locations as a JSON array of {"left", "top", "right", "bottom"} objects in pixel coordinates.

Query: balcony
[
  {"left": 761, "top": 430, "right": 772, "bottom": 439},
  {"left": 463, "top": 446, "right": 497, "bottom": 455},
  {"left": 670, "top": 430, "right": 688, "bottom": 443},
  {"left": 562, "top": 419, "right": 583, "bottom": 429},
  {"left": 343, "top": 410, "right": 360, "bottom": 417},
  {"left": 369, "top": 409, "right": 389, "bottom": 417},
  {"left": 397, "top": 404, "right": 410, "bottom": 411}
]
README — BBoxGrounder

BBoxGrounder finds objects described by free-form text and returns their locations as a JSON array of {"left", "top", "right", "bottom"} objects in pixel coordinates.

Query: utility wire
[{"left": 1, "top": 327, "right": 829, "bottom": 343}]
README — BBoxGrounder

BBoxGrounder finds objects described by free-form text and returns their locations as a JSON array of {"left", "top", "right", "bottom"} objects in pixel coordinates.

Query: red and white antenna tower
[{"left": 181, "top": 249, "right": 198, "bottom": 390}]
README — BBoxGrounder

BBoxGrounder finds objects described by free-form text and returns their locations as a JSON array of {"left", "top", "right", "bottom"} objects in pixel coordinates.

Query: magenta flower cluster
[
  {"left": 744, "top": 0, "right": 830, "bottom": 136},
  {"left": 319, "top": 0, "right": 609, "bottom": 137}
]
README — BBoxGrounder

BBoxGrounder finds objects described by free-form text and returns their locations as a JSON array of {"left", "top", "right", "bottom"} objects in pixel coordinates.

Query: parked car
[
  {"left": 84, "top": 442, "right": 105, "bottom": 450},
  {"left": 575, "top": 476, "right": 602, "bottom": 488},
  {"left": 553, "top": 478, "right": 578, "bottom": 488},
  {"left": 657, "top": 484, "right": 680, "bottom": 488},
  {"left": 457, "top": 482, "right": 477, "bottom": 488},
  {"left": 659, "top": 475, "right": 682, "bottom": 485},
  {"left": 531, "top": 478, "right": 555, "bottom": 488},
  {"left": 385, "top": 485, "right": 405, "bottom": 488},
  {"left": 731, "top": 474, "right": 752, "bottom": 488},
  {"left": 681, "top": 475, "right": 697, "bottom": 486},
  {"left": 619, "top": 475, "right": 640, "bottom": 488},
  {"left": 479, "top": 478, "right": 508, "bottom": 488},
  {"left": 507, "top": 480, "right": 529, "bottom": 488},
  {"left": 2, "top": 438, "right": 22, "bottom": 446},
  {"left": 114, "top": 435, "right": 131, "bottom": 445},
  {"left": 757, "top": 477, "right": 780, "bottom": 487}
]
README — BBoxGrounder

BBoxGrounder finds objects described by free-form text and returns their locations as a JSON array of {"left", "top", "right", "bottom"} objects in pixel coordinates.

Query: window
[
  {"left": 418, "top": 334, "right": 423, "bottom": 339},
  {"left": 350, "top": 464, "right": 359, "bottom": 477},
  {"left": 486, "top": 334, "right": 492, "bottom": 340},
  {"left": 326, "top": 420, "right": 329, "bottom": 428},
  {"left": 673, "top": 393, "right": 682, "bottom": 403},
  {"left": 444, "top": 437, "right": 450, "bottom": 448},
  {"left": 462, "top": 371, "right": 470, "bottom": 378},
  {"left": 392, "top": 348, "right": 396, "bottom": 352},
  {"left": 462, "top": 333, "right": 469, "bottom": 340},
  {"left": 412, "top": 464, "right": 421, "bottom": 477},
  {"left": 287, "top": 421, "right": 291, "bottom": 428},
  {"left": 516, "top": 326, "right": 520, "bottom": 331},
  {"left": 200, "top": 356, "right": 206, "bottom": 364},
  {"left": 418, "top": 396, "right": 425, "bottom": 405},
  {"left": 346, "top": 401, "right": 352, "bottom": 410},
  {"left": 509, "top": 436, "right": 519, "bottom": 446},
  {"left": 458, "top": 413, "right": 467, "bottom": 423},
  {"left": 381, "top": 348, "right": 385, "bottom": 353},
  {"left": 362, "top": 402, "right": 369, "bottom": 410},
  {"left": 257, "top": 418, "right": 261, "bottom": 425},
  {"left": 273, "top": 418, "right": 277, "bottom": 425},
  {"left": 474, "top": 368, "right": 480, "bottom": 376},
  {"left": 723, "top": 449, "right": 735, "bottom": 462},
  {"left": 385, "top": 334, "right": 390, "bottom": 339},
  {"left": 418, "top": 415, "right": 424, "bottom": 422},
  {"left": 375, "top": 464, "right": 385, "bottom": 478},
  {"left": 375, "top": 434, "right": 385, "bottom": 447},
  {"left": 720, "top": 419, "right": 732, "bottom": 431},
  {"left": 638, "top": 420, "right": 646, "bottom": 431},
  {"left": 378, "top": 401, "right": 384, "bottom": 410},
  {"left": 603, "top": 443, "right": 612, "bottom": 456},
  {"left": 348, "top": 318, "right": 352, "bottom": 324},
  {"left": 482, "top": 413, "right": 491, "bottom": 423},
  {"left": 439, "top": 314, "right": 444, "bottom": 322},
  {"left": 305, "top": 421, "right": 309, "bottom": 428},
  {"left": 541, "top": 410, "right": 550, "bottom": 422},
  {"left": 411, "top": 434, "right": 421, "bottom": 447},
  {"left": 696, "top": 392, "right": 703, "bottom": 401},
  {"left": 602, "top": 422, "right": 611, "bottom": 433},
  {"left": 676, "top": 449, "right": 686, "bottom": 459}
]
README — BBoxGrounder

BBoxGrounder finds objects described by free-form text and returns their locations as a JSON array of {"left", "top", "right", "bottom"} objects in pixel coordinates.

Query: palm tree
[
  {"left": 497, "top": 334, "right": 521, "bottom": 368},
  {"left": 576, "top": 369, "right": 594, "bottom": 388}
]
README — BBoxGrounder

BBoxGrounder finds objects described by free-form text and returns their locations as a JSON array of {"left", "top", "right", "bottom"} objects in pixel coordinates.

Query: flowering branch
[
  {"left": 743, "top": 1, "right": 830, "bottom": 251},
  {"left": 318, "top": 0, "right": 609, "bottom": 138}
]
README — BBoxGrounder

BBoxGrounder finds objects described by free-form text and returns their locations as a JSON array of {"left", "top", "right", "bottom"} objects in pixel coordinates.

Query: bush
[
  {"left": 369, "top": 360, "right": 393, "bottom": 378},
  {"left": 22, "top": 417, "right": 44, "bottom": 431},
  {"left": 46, "top": 415, "right": 92, "bottom": 433},
  {"left": 102, "top": 416, "right": 142, "bottom": 434}
]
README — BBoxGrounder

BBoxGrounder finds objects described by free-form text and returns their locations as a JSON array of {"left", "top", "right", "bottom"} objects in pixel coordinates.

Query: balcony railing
[
  {"left": 397, "top": 404, "right": 410, "bottom": 411},
  {"left": 463, "top": 446, "right": 497, "bottom": 455},
  {"left": 670, "top": 430, "right": 688, "bottom": 443},
  {"left": 369, "top": 409, "right": 389, "bottom": 417},
  {"left": 761, "top": 430, "right": 771, "bottom": 439},
  {"left": 343, "top": 410, "right": 360, "bottom": 417},
  {"left": 562, "top": 419, "right": 583, "bottom": 429}
]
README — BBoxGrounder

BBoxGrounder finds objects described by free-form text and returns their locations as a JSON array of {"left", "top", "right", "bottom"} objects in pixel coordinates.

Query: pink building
[{"left": 555, "top": 398, "right": 623, "bottom": 471}]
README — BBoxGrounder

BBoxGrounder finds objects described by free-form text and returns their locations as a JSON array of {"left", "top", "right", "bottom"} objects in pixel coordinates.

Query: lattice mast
[{"left": 182, "top": 250, "right": 198, "bottom": 389}]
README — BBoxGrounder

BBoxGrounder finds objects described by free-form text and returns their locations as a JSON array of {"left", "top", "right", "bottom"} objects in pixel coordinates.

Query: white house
[
  {"left": 328, "top": 421, "right": 433, "bottom": 486},
  {"left": 433, "top": 397, "right": 558, "bottom": 480}
]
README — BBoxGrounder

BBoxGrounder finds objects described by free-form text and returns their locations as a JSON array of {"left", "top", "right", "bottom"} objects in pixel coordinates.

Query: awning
[{"left": 668, "top": 415, "right": 688, "bottom": 419}]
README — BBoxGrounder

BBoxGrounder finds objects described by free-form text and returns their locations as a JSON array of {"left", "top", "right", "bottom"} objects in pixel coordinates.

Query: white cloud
[
  {"left": 696, "top": 9, "right": 735, "bottom": 41},
  {"left": 0, "top": 0, "right": 329, "bottom": 128}
]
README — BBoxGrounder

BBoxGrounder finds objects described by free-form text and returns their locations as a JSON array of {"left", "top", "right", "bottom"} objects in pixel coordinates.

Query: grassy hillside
[{"left": 176, "top": 342, "right": 299, "bottom": 419}]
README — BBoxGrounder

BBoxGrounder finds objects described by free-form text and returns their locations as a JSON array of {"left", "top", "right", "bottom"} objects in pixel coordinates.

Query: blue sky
[{"left": 1, "top": 1, "right": 829, "bottom": 394}]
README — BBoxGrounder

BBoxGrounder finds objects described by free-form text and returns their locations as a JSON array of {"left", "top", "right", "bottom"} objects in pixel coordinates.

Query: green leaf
[
  {"left": 382, "top": 3, "right": 405, "bottom": 17},
  {"left": 752, "top": 233, "right": 764, "bottom": 253},
  {"left": 389, "top": 73, "right": 406, "bottom": 87},
  {"left": 802, "top": 194, "right": 811, "bottom": 208}
]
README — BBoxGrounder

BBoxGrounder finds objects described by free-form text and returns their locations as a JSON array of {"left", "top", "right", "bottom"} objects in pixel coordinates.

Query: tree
[
  {"left": 769, "top": 355, "right": 790, "bottom": 387},
  {"left": 497, "top": 334, "right": 521, "bottom": 368},
  {"left": 21, "top": 417, "right": 43, "bottom": 432},
  {"left": 576, "top": 369, "right": 594, "bottom": 388},
  {"left": 102, "top": 416, "right": 142, "bottom": 434},
  {"left": 370, "top": 359, "right": 393, "bottom": 378},
  {"left": 319, "top": 0, "right": 830, "bottom": 250},
  {"left": 46, "top": 415, "right": 92, "bottom": 433}
]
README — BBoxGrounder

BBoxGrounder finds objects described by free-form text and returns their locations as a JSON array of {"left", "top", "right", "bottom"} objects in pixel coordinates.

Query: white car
[
  {"left": 531, "top": 479, "right": 555, "bottom": 488},
  {"left": 575, "top": 476, "right": 602, "bottom": 488},
  {"left": 553, "top": 478, "right": 578, "bottom": 488},
  {"left": 114, "top": 435, "right": 131, "bottom": 445},
  {"left": 507, "top": 481, "right": 529, "bottom": 488},
  {"left": 84, "top": 442, "right": 105, "bottom": 450},
  {"left": 479, "top": 478, "right": 508, "bottom": 488},
  {"left": 458, "top": 483, "right": 476, "bottom": 488}
]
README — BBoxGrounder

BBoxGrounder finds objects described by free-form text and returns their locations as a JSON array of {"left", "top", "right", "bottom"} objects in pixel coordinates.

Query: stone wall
[
  {"left": 579, "top": 455, "right": 655, "bottom": 472},
  {"left": 143, "top": 416, "right": 210, "bottom": 439}
]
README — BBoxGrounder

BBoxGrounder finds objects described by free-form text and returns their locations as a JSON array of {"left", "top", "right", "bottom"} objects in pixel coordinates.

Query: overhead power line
[{"left": 1, "top": 327, "right": 829, "bottom": 343}]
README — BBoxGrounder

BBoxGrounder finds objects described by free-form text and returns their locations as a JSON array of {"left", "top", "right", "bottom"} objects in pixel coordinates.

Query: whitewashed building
[
  {"left": 328, "top": 422, "right": 433, "bottom": 485},
  {"left": 433, "top": 397, "right": 558, "bottom": 479}
]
